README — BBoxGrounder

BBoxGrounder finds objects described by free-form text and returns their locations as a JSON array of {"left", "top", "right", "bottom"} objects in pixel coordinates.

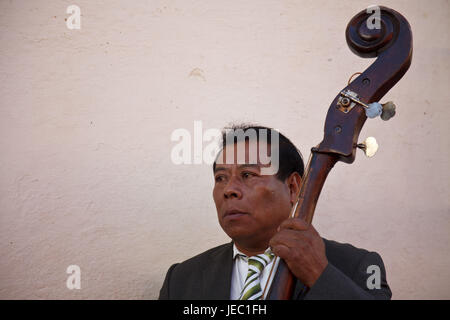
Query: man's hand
[{"left": 269, "top": 218, "right": 328, "bottom": 288}]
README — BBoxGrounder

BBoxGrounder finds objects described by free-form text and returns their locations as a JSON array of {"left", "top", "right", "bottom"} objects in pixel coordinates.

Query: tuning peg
[
  {"left": 381, "top": 101, "right": 396, "bottom": 121},
  {"left": 357, "top": 137, "right": 379, "bottom": 157},
  {"left": 365, "top": 102, "right": 383, "bottom": 118}
]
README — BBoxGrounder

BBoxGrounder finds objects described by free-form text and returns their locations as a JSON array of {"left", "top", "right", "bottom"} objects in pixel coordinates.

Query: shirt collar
[
  {"left": 232, "top": 243, "right": 273, "bottom": 259},
  {"left": 232, "top": 243, "right": 245, "bottom": 259}
]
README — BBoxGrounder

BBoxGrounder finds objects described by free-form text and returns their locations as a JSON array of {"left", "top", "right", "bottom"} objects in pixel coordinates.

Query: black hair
[{"left": 212, "top": 124, "right": 304, "bottom": 181}]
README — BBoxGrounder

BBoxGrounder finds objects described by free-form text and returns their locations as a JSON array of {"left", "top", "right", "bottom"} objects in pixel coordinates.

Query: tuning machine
[
  {"left": 357, "top": 137, "right": 379, "bottom": 157},
  {"left": 338, "top": 90, "right": 396, "bottom": 121},
  {"left": 380, "top": 101, "right": 396, "bottom": 121}
]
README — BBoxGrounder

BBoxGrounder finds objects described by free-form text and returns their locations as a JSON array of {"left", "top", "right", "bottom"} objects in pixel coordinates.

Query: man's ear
[{"left": 286, "top": 172, "right": 302, "bottom": 206}]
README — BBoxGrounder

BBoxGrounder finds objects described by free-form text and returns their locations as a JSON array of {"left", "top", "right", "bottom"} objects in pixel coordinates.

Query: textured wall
[{"left": 0, "top": 0, "right": 448, "bottom": 299}]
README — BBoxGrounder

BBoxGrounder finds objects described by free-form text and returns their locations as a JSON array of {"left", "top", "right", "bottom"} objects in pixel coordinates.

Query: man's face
[{"left": 213, "top": 140, "right": 294, "bottom": 250}]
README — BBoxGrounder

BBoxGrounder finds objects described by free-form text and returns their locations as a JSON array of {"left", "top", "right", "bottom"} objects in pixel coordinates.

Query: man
[{"left": 159, "top": 125, "right": 391, "bottom": 300}]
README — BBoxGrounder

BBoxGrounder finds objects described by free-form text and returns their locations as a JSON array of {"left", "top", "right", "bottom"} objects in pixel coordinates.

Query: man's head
[{"left": 212, "top": 124, "right": 304, "bottom": 254}]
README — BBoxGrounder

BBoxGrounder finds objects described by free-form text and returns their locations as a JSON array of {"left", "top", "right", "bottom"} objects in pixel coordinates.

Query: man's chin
[{"left": 221, "top": 225, "right": 254, "bottom": 242}]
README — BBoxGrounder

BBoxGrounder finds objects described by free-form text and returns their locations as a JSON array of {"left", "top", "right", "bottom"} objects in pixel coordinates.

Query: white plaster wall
[{"left": 0, "top": 0, "right": 448, "bottom": 299}]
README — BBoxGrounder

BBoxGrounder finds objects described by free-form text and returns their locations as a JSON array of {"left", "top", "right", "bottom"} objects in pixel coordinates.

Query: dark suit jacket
[{"left": 159, "top": 239, "right": 392, "bottom": 300}]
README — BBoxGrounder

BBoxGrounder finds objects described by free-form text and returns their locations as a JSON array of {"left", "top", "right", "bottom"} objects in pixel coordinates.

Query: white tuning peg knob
[{"left": 358, "top": 137, "right": 379, "bottom": 157}]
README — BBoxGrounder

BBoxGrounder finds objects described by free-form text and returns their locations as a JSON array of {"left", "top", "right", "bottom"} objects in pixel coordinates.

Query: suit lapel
[{"left": 201, "top": 242, "right": 234, "bottom": 299}]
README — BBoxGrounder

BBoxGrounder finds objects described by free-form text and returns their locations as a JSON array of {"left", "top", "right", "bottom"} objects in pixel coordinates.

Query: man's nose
[{"left": 223, "top": 177, "right": 243, "bottom": 199}]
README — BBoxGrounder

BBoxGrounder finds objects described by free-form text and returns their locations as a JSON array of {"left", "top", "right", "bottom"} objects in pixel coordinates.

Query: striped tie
[{"left": 239, "top": 251, "right": 274, "bottom": 300}]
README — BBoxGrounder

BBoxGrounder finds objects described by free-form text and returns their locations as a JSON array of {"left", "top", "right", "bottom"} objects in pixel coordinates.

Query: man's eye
[
  {"left": 242, "top": 172, "right": 255, "bottom": 179},
  {"left": 215, "top": 175, "right": 225, "bottom": 182}
]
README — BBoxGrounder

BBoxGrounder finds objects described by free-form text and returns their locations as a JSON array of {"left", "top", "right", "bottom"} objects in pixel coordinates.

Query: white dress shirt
[{"left": 230, "top": 244, "right": 275, "bottom": 300}]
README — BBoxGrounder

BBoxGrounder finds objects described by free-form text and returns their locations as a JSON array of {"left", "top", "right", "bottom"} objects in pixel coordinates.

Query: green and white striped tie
[{"left": 239, "top": 251, "right": 274, "bottom": 300}]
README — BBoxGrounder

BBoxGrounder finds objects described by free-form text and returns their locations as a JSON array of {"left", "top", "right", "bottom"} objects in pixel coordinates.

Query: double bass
[{"left": 264, "top": 6, "right": 413, "bottom": 299}]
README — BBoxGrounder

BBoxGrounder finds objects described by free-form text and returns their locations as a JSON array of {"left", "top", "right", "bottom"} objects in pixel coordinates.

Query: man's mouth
[{"left": 224, "top": 209, "right": 249, "bottom": 218}]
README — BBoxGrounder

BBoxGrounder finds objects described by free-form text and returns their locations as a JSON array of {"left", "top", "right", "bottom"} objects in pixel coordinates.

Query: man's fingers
[
  {"left": 270, "top": 229, "right": 307, "bottom": 253},
  {"left": 270, "top": 244, "right": 291, "bottom": 259},
  {"left": 271, "top": 228, "right": 306, "bottom": 244},
  {"left": 279, "top": 217, "right": 309, "bottom": 231}
]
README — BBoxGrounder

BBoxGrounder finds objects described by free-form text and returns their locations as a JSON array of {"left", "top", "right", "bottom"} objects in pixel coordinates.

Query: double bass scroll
[{"left": 265, "top": 6, "right": 413, "bottom": 300}]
